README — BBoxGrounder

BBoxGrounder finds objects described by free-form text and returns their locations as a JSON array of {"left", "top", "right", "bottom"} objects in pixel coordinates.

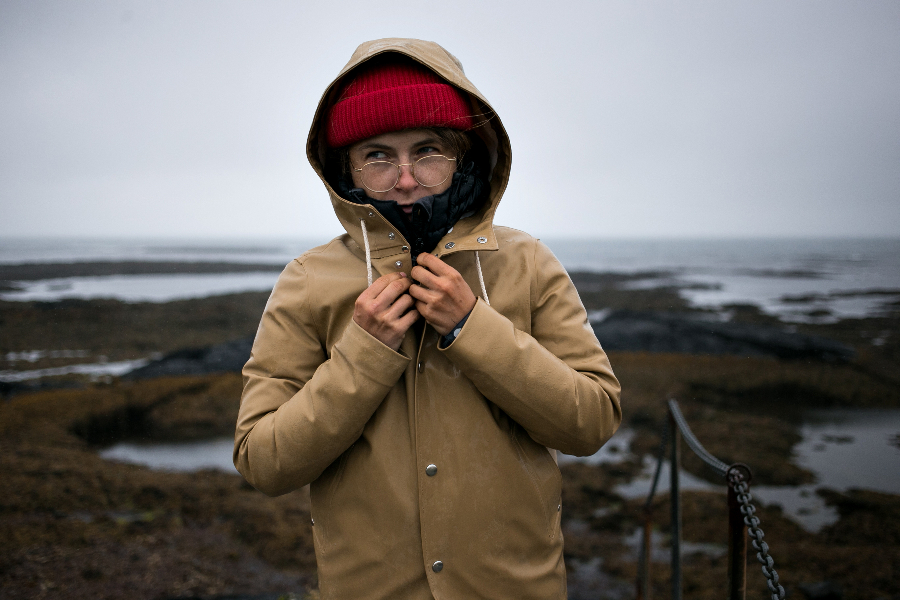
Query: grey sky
[{"left": 1, "top": 0, "right": 898, "bottom": 239}]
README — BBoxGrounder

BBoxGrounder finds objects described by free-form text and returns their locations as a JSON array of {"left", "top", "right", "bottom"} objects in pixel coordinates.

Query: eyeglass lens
[{"left": 360, "top": 155, "right": 453, "bottom": 193}]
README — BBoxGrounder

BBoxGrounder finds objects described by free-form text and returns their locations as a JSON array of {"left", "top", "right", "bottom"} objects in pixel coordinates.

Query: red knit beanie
[{"left": 326, "top": 57, "right": 474, "bottom": 148}]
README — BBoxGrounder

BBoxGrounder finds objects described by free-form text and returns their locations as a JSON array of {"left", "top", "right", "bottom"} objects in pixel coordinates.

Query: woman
[{"left": 234, "top": 38, "right": 622, "bottom": 600}]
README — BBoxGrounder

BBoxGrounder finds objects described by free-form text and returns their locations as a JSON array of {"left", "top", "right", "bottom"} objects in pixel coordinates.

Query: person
[{"left": 234, "top": 38, "right": 622, "bottom": 600}]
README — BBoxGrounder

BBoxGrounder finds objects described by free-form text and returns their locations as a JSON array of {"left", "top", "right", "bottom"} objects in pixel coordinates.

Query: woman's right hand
[{"left": 353, "top": 272, "right": 419, "bottom": 351}]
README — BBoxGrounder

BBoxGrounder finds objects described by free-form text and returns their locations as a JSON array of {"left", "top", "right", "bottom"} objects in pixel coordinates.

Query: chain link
[{"left": 728, "top": 469, "right": 786, "bottom": 600}]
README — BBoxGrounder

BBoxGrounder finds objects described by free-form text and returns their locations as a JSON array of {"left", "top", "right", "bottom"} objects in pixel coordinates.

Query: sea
[{"left": 1, "top": 236, "right": 899, "bottom": 323}]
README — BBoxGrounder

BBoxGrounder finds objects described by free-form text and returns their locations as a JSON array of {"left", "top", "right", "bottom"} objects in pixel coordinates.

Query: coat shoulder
[
  {"left": 492, "top": 226, "right": 558, "bottom": 264},
  {"left": 292, "top": 234, "right": 357, "bottom": 268},
  {"left": 493, "top": 225, "right": 538, "bottom": 246}
]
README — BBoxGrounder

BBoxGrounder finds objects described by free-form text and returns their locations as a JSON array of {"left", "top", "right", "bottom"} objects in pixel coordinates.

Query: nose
[{"left": 394, "top": 163, "right": 419, "bottom": 192}]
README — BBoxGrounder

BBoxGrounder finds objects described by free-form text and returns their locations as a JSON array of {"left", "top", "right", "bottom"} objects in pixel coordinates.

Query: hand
[
  {"left": 353, "top": 272, "right": 419, "bottom": 351},
  {"left": 410, "top": 253, "right": 477, "bottom": 336}
]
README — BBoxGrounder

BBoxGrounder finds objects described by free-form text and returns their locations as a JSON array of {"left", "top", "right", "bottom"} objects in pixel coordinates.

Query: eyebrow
[{"left": 355, "top": 137, "right": 441, "bottom": 152}]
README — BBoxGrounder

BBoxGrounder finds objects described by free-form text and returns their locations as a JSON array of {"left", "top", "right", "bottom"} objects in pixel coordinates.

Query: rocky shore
[{"left": 1, "top": 268, "right": 899, "bottom": 599}]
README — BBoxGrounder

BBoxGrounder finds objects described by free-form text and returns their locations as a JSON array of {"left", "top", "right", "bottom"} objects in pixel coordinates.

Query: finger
[
  {"left": 411, "top": 265, "right": 440, "bottom": 290},
  {"left": 385, "top": 292, "right": 415, "bottom": 320},
  {"left": 409, "top": 283, "right": 439, "bottom": 304},
  {"left": 373, "top": 275, "right": 412, "bottom": 308},
  {"left": 362, "top": 272, "right": 407, "bottom": 301},
  {"left": 416, "top": 252, "right": 457, "bottom": 278},
  {"left": 396, "top": 308, "right": 420, "bottom": 331}
]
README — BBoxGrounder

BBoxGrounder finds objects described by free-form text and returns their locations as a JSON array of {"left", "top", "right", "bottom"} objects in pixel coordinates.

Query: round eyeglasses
[{"left": 353, "top": 155, "right": 456, "bottom": 193}]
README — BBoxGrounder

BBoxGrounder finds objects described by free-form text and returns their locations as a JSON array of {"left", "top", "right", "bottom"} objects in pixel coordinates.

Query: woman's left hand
[{"left": 410, "top": 253, "right": 477, "bottom": 336}]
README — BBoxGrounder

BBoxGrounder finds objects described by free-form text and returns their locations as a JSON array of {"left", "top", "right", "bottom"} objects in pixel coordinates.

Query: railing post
[
  {"left": 637, "top": 508, "right": 652, "bottom": 600},
  {"left": 669, "top": 411, "right": 682, "bottom": 600},
  {"left": 727, "top": 466, "right": 750, "bottom": 600}
]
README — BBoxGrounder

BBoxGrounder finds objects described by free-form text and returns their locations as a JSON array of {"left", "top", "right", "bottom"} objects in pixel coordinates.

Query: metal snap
[
  {"left": 477, "top": 237, "right": 487, "bottom": 244},
  {"left": 444, "top": 242, "right": 455, "bottom": 249},
  {"left": 395, "top": 261, "right": 403, "bottom": 269},
  {"left": 368, "top": 212, "right": 374, "bottom": 217},
  {"left": 425, "top": 464, "right": 437, "bottom": 477},
  {"left": 388, "top": 232, "right": 395, "bottom": 240},
  {"left": 311, "top": 518, "right": 315, "bottom": 525},
  {"left": 417, "top": 362, "right": 424, "bottom": 373},
  {"left": 432, "top": 560, "right": 443, "bottom": 573},
  {"left": 402, "top": 246, "right": 409, "bottom": 253}
]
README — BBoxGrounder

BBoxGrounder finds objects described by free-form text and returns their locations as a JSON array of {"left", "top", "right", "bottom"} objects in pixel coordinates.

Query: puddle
[
  {"left": 622, "top": 528, "right": 727, "bottom": 562},
  {"left": 559, "top": 429, "right": 635, "bottom": 465},
  {"left": 613, "top": 455, "right": 721, "bottom": 499},
  {"left": 0, "top": 358, "right": 149, "bottom": 383},
  {"left": 100, "top": 437, "right": 237, "bottom": 473},
  {"left": 752, "top": 408, "right": 900, "bottom": 532}
]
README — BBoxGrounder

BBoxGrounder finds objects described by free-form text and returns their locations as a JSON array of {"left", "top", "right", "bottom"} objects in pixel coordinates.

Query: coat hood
[{"left": 306, "top": 38, "right": 511, "bottom": 277}]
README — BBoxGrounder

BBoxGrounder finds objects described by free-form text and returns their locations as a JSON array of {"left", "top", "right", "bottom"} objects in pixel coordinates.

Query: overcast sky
[{"left": 1, "top": 0, "right": 898, "bottom": 239}]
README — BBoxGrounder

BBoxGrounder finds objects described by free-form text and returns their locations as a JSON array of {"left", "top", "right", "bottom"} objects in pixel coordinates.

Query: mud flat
[{"left": 1, "top": 270, "right": 898, "bottom": 599}]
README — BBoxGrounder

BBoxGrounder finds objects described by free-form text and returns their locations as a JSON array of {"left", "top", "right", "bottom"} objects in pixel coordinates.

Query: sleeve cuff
[
  {"left": 336, "top": 318, "right": 411, "bottom": 386},
  {"left": 438, "top": 311, "right": 471, "bottom": 349}
]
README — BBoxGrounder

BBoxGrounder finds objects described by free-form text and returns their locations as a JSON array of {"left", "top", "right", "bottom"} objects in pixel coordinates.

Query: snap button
[
  {"left": 557, "top": 504, "right": 561, "bottom": 512},
  {"left": 425, "top": 464, "right": 437, "bottom": 476},
  {"left": 395, "top": 261, "right": 403, "bottom": 269},
  {"left": 477, "top": 236, "right": 487, "bottom": 244},
  {"left": 432, "top": 560, "right": 443, "bottom": 573},
  {"left": 417, "top": 361, "right": 424, "bottom": 372},
  {"left": 444, "top": 242, "right": 455, "bottom": 249},
  {"left": 447, "top": 227, "right": 453, "bottom": 233},
  {"left": 388, "top": 232, "right": 395, "bottom": 240},
  {"left": 368, "top": 212, "right": 374, "bottom": 217},
  {"left": 311, "top": 518, "right": 315, "bottom": 526},
  {"left": 402, "top": 246, "right": 409, "bottom": 253}
]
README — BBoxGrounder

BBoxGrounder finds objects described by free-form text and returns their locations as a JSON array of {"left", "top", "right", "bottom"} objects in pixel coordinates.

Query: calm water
[{"left": 1, "top": 237, "right": 899, "bottom": 322}]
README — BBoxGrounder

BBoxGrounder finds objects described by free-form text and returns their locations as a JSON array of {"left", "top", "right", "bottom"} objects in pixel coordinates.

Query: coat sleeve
[
  {"left": 233, "top": 259, "right": 410, "bottom": 496},
  {"left": 440, "top": 239, "right": 622, "bottom": 457}
]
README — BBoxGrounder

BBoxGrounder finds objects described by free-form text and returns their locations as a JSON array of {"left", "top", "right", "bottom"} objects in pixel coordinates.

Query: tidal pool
[{"left": 100, "top": 438, "right": 237, "bottom": 473}]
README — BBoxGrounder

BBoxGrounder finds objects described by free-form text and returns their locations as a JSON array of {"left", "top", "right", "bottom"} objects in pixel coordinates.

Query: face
[{"left": 348, "top": 129, "right": 457, "bottom": 215}]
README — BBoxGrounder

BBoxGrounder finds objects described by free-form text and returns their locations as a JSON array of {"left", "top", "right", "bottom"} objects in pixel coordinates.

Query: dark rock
[
  {"left": 126, "top": 337, "right": 254, "bottom": 379},
  {"left": 592, "top": 311, "right": 854, "bottom": 361},
  {"left": 798, "top": 581, "right": 843, "bottom": 600}
]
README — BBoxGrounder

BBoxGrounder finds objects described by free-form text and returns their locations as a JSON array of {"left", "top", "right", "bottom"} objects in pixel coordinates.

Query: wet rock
[
  {"left": 592, "top": 311, "right": 854, "bottom": 361},
  {"left": 127, "top": 338, "right": 254, "bottom": 379}
]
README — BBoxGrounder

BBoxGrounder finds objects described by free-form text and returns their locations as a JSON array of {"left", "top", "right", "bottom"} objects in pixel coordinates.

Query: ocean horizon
[{"left": 2, "top": 236, "right": 898, "bottom": 323}]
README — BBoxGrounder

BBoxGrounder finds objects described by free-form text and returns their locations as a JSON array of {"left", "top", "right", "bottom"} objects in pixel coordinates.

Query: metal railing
[{"left": 636, "top": 399, "right": 786, "bottom": 600}]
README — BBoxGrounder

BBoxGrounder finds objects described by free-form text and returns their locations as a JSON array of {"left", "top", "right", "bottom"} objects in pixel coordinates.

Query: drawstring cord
[
  {"left": 362, "top": 216, "right": 489, "bottom": 308},
  {"left": 360, "top": 219, "right": 373, "bottom": 287},
  {"left": 475, "top": 251, "right": 490, "bottom": 306}
]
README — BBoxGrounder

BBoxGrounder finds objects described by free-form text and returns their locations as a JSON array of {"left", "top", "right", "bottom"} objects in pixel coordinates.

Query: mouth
[{"left": 400, "top": 204, "right": 414, "bottom": 215}]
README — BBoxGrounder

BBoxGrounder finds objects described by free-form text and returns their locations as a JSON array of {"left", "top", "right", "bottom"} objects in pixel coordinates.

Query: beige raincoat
[{"left": 234, "top": 38, "right": 621, "bottom": 600}]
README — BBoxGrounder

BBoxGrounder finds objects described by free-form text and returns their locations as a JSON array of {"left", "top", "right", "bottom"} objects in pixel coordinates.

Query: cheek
[
  {"left": 349, "top": 168, "right": 364, "bottom": 189},
  {"left": 431, "top": 176, "right": 454, "bottom": 196}
]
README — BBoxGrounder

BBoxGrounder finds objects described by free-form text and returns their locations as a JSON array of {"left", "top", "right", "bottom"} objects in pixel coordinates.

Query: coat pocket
[
  {"left": 314, "top": 442, "right": 355, "bottom": 554},
  {"left": 511, "top": 428, "right": 562, "bottom": 540}
]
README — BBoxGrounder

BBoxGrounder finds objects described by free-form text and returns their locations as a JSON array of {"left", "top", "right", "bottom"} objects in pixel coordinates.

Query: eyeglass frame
[{"left": 352, "top": 155, "right": 457, "bottom": 193}]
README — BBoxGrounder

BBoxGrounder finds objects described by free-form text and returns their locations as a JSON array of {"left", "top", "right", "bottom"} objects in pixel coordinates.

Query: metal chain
[{"left": 728, "top": 469, "right": 786, "bottom": 600}]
